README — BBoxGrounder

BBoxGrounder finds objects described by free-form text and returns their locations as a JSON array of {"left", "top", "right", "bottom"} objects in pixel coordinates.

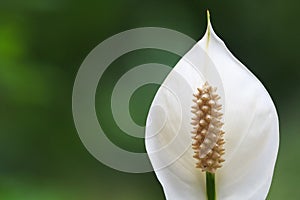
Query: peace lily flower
[{"left": 145, "top": 11, "right": 279, "bottom": 200}]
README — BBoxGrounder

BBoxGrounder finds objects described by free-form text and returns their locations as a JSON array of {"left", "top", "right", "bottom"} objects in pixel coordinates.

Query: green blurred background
[{"left": 0, "top": 0, "right": 299, "bottom": 199}]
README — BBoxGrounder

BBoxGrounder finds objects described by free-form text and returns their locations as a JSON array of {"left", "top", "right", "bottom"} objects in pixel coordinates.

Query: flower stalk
[{"left": 206, "top": 172, "right": 216, "bottom": 200}]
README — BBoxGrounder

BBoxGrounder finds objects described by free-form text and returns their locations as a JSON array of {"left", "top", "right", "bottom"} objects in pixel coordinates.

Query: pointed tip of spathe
[
  {"left": 205, "top": 10, "right": 212, "bottom": 48},
  {"left": 206, "top": 10, "right": 211, "bottom": 27},
  {"left": 201, "top": 10, "right": 222, "bottom": 50}
]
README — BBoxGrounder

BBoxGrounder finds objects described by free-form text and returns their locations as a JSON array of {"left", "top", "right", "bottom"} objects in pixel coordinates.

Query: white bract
[{"left": 145, "top": 14, "right": 279, "bottom": 200}]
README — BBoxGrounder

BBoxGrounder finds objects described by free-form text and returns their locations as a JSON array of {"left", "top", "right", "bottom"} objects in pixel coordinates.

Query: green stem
[{"left": 206, "top": 172, "right": 216, "bottom": 200}]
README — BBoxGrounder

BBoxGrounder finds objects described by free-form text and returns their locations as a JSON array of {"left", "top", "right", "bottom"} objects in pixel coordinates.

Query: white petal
[{"left": 145, "top": 14, "right": 279, "bottom": 200}]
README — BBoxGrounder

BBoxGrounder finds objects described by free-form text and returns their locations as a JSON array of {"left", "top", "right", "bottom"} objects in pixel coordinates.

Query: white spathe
[{"left": 145, "top": 15, "right": 279, "bottom": 200}]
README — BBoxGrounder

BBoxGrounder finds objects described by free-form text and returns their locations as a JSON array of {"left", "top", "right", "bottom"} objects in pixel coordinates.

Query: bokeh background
[{"left": 1, "top": 0, "right": 299, "bottom": 199}]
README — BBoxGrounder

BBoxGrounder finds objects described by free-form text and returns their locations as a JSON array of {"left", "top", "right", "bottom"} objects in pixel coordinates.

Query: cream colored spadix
[{"left": 145, "top": 13, "right": 279, "bottom": 200}]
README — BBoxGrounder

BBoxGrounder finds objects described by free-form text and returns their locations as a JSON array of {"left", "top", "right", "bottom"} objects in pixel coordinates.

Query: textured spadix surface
[{"left": 145, "top": 16, "right": 279, "bottom": 200}]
